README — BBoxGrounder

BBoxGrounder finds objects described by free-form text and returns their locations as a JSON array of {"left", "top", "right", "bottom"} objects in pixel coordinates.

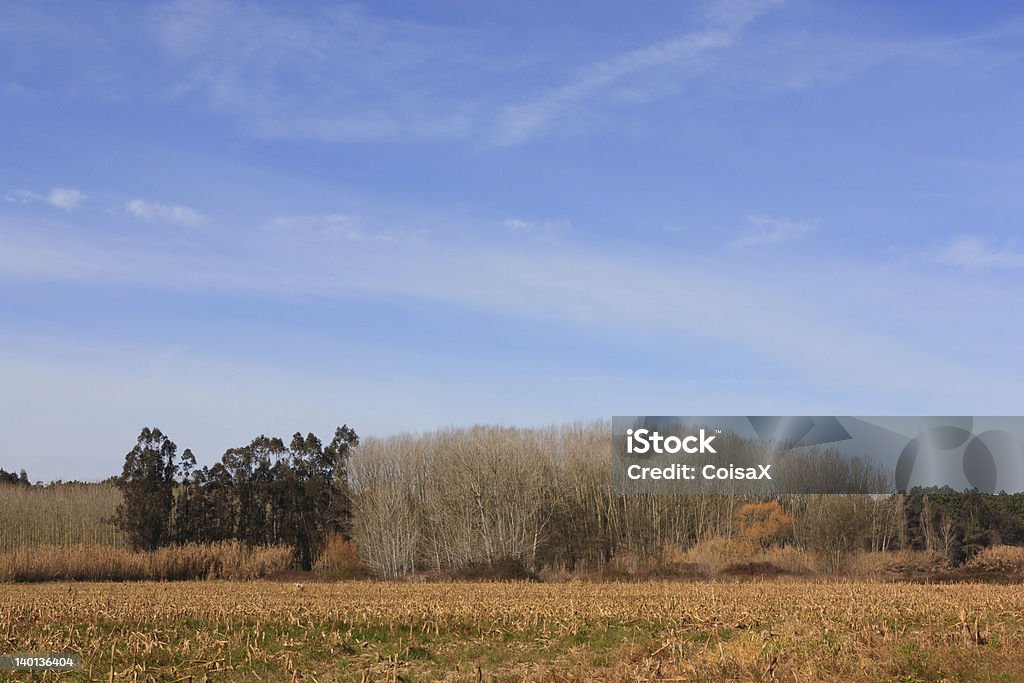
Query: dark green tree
[
  {"left": 172, "top": 448, "right": 204, "bottom": 544},
  {"left": 222, "top": 435, "right": 287, "bottom": 545},
  {"left": 200, "top": 463, "right": 236, "bottom": 543},
  {"left": 324, "top": 425, "right": 359, "bottom": 539},
  {"left": 286, "top": 432, "right": 323, "bottom": 569},
  {"left": 114, "top": 427, "right": 179, "bottom": 550},
  {"left": 271, "top": 427, "right": 358, "bottom": 569}
]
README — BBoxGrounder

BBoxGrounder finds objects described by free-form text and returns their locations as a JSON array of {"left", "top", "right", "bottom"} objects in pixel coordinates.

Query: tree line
[
  {"left": 904, "top": 487, "right": 1024, "bottom": 564},
  {"left": 6, "top": 422, "right": 1024, "bottom": 576},
  {"left": 0, "top": 468, "right": 30, "bottom": 487},
  {"left": 346, "top": 424, "right": 1024, "bottom": 577},
  {"left": 112, "top": 426, "right": 357, "bottom": 569}
]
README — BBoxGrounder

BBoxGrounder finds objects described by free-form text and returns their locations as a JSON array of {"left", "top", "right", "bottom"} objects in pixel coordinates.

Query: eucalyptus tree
[{"left": 114, "top": 427, "right": 178, "bottom": 550}]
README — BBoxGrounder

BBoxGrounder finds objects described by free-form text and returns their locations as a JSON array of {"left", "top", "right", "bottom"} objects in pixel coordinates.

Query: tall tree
[
  {"left": 114, "top": 427, "right": 178, "bottom": 550},
  {"left": 172, "top": 448, "right": 203, "bottom": 544},
  {"left": 325, "top": 425, "right": 359, "bottom": 538},
  {"left": 221, "top": 435, "right": 287, "bottom": 545},
  {"left": 279, "top": 427, "right": 358, "bottom": 569},
  {"left": 287, "top": 432, "right": 324, "bottom": 570}
]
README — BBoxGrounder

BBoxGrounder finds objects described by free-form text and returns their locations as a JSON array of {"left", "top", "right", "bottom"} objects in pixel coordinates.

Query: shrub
[
  {"left": 734, "top": 501, "right": 793, "bottom": 547},
  {"left": 448, "top": 558, "right": 539, "bottom": 582},
  {"left": 672, "top": 538, "right": 817, "bottom": 577},
  {"left": 965, "top": 545, "right": 1024, "bottom": 577},
  {"left": 313, "top": 534, "right": 369, "bottom": 580},
  {"left": 847, "top": 550, "right": 946, "bottom": 578},
  {"left": 679, "top": 538, "right": 756, "bottom": 575}
]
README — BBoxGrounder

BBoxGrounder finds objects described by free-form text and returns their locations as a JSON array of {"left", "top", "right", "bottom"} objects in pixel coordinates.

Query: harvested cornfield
[{"left": 2, "top": 580, "right": 1023, "bottom": 681}]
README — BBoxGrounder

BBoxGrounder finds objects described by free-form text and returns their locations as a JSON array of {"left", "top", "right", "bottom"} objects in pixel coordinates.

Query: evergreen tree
[{"left": 114, "top": 427, "right": 178, "bottom": 550}]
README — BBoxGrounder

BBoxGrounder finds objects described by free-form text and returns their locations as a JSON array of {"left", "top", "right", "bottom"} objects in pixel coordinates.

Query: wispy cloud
[
  {"left": 491, "top": 2, "right": 780, "bottom": 146},
  {"left": 493, "top": 34, "right": 727, "bottom": 146},
  {"left": 154, "top": 1, "right": 478, "bottom": 143},
  {"left": 151, "top": 1, "right": 793, "bottom": 147},
  {"left": 143, "top": 0, "right": 1020, "bottom": 149},
  {"left": 3, "top": 213, "right": 1021, "bottom": 414},
  {"left": 125, "top": 199, "right": 205, "bottom": 226},
  {"left": 732, "top": 215, "right": 815, "bottom": 248},
  {"left": 7, "top": 0, "right": 1021, "bottom": 152},
  {"left": 503, "top": 217, "right": 571, "bottom": 238},
  {"left": 5, "top": 187, "right": 85, "bottom": 211},
  {"left": 267, "top": 213, "right": 396, "bottom": 243},
  {"left": 932, "top": 235, "right": 1024, "bottom": 270}
]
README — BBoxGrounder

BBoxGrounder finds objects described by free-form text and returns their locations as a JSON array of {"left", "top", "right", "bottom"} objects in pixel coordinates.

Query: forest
[{"left": 3, "top": 422, "right": 1024, "bottom": 580}]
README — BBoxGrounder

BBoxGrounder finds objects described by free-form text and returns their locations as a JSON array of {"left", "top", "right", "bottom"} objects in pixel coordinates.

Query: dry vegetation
[
  {"left": 346, "top": 425, "right": 919, "bottom": 579},
  {"left": 0, "top": 482, "right": 126, "bottom": 551},
  {"left": 964, "top": 545, "right": 1024, "bottom": 577},
  {"left": 3, "top": 424, "right": 1023, "bottom": 679},
  {"left": 4, "top": 425, "right": 1022, "bottom": 583},
  {"left": 2, "top": 580, "right": 1023, "bottom": 681},
  {"left": 0, "top": 542, "right": 292, "bottom": 582}
]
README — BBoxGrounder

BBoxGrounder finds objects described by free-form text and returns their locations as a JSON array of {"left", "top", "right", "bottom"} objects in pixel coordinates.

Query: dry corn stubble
[{"left": 2, "top": 580, "right": 1023, "bottom": 681}]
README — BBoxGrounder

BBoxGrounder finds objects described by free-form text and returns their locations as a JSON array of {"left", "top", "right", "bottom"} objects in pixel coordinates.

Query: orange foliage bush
[
  {"left": 313, "top": 534, "right": 369, "bottom": 580},
  {"left": 733, "top": 500, "right": 793, "bottom": 547}
]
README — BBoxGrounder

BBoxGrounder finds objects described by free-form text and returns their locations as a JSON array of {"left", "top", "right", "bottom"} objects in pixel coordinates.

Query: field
[{"left": 3, "top": 581, "right": 1024, "bottom": 682}]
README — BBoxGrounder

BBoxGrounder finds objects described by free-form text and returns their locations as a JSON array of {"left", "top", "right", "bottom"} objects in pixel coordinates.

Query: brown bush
[
  {"left": 446, "top": 558, "right": 540, "bottom": 582},
  {"left": 678, "top": 537, "right": 756, "bottom": 575},
  {"left": 965, "top": 545, "right": 1024, "bottom": 577},
  {"left": 669, "top": 539, "right": 818, "bottom": 577},
  {"left": 847, "top": 550, "right": 947, "bottom": 578},
  {"left": 313, "top": 534, "right": 370, "bottom": 580}
]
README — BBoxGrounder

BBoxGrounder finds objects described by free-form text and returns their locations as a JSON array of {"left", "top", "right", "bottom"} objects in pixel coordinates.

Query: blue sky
[{"left": 2, "top": 0, "right": 1023, "bottom": 481}]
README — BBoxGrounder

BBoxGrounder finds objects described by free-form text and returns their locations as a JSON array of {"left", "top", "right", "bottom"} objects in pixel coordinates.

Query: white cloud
[
  {"left": 503, "top": 217, "right": 571, "bottom": 233},
  {"left": 3, "top": 212, "right": 1024, "bottom": 420},
  {"left": 267, "top": 213, "right": 398, "bottom": 243},
  {"left": 4, "top": 187, "right": 85, "bottom": 211},
  {"left": 46, "top": 188, "right": 85, "bottom": 210},
  {"left": 5, "top": 190, "right": 38, "bottom": 205},
  {"left": 732, "top": 215, "right": 815, "bottom": 248},
  {"left": 125, "top": 199, "right": 205, "bottom": 226},
  {"left": 932, "top": 236, "right": 1024, "bottom": 270},
  {"left": 493, "top": 31, "right": 734, "bottom": 146}
]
